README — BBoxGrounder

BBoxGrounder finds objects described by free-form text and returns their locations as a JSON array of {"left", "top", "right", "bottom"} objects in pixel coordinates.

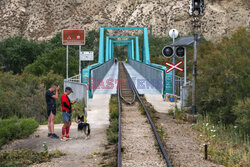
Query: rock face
[{"left": 0, "top": 0, "right": 249, "bottom": 41}]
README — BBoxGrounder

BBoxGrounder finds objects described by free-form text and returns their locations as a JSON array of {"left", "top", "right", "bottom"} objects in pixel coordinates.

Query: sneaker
[
  {"left": 48, "top": 133, "right": 52, "bottom": 137},
  {"left": 65, "top": 135, "right": 72, "bottom": 140},
  {"left": 61, "top": 136, "right": 68, "bottom": 141},
  {"left": 51, "top": 133, "right": 59, "bottom": 139}
]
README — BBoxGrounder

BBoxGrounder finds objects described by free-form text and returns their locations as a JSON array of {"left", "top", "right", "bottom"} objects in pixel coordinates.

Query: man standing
[
  {"left": 61, "top": 87, "right": 76, "bottom": 141},
  {"left": 45, "top": 84, "right": 60, "bottom": 139}
]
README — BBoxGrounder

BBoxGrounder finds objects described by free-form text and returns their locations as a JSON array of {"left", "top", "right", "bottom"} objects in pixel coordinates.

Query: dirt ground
[
  {"left": 1, "top": 94, "right": 111, "bottom": 167},
  {"left": 1, "top": 123, "right": 107, "bottom": 167},
  {"left": 155, "top": 112, "right": 224, "bottom": 167}
]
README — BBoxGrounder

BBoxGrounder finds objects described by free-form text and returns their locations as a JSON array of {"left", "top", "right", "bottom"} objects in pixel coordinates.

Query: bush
[
  {"left": 54, "top": 111, "right": 63, "bottom": 124},
  {"left": 106, "top": 129, "right": 118, "bottom": 144},
  {"left": 193, "top": 117, "right": 249, "bottom": 166},
  {"left": 0, "top": 71, "right": 64, "bottom": 123},
  {"left": 109, "top": 97, "right": 118, "bottom": 120},
  {"left": 72, "top": 99, "right": 86, "bottom": 122},
  {"left": 0, "top": 117, "right": 39, "bottom": 148},
  {"left": 0, "top": 72, "right": 46, "bottom": 121},
  {"left": 232, "top": 98, "right": 250, "bottom": 134},
  {"left": 40, "top": 71, "right": 64, "bottom": 89},
  {"left": 0, "top": 149, "right": 65, "bottom": 167},
  {"left": 195, "top": 27, "right": 250, "bottom": 134},
  {"left": 107, "top": 95, "right": 119, "bottom": 144}
]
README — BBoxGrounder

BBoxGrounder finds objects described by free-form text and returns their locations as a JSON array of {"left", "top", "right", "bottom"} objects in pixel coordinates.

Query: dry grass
[{"left": 192, "top": 117, "right": 250, "bottom": 166}]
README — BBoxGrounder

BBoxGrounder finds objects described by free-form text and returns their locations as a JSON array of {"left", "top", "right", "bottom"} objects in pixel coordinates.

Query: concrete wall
[
  {"left": 64, "top": 80, "right": 88, "bottom": 107},
  {"left": 90, "top": 59, "right": 114, "bottom": 95},
  {"left": 128, "top": 59, "right": 164, "bottom": 94}
]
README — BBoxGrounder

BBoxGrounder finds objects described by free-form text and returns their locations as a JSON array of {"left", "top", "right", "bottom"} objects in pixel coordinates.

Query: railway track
[{"left": 117, "top": 62, "right": 172, "bottom": 167}]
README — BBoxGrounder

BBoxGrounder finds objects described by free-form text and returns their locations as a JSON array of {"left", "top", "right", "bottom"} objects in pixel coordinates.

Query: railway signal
[
  {"left": 175, "top": 46, "right": 186, "bottom": 58},
  {"left": 190, "top": 0, "right": 204, "bottom": 16},
  {"left": 162, "top": 46, "right": 186, "bottom": 59},
  {"left": 190, "top": 0, "right": 205, "bottom": 115},
  {"left": 162, "top": 46, "right": 174, "bottom": 58}
]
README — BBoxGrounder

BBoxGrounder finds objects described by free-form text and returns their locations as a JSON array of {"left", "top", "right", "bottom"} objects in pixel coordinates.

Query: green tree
[
  {"left": 0, "top": 36, "right": 47, "bottom": 74},
  {"left": 25, "top": 48, "right": 78, "bottom": 77}
]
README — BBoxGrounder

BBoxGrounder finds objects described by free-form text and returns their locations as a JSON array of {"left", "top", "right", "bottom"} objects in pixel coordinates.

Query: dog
[{"left": 77, "top": 115, "right": 90, "bottom": 137}]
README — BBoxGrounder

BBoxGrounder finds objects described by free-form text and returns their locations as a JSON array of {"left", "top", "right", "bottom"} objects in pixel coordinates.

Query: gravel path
[
  {"left": 121, "top": 102, "right": 166, "bottom": 167},
  {"left": 155, "top": 112, "right": 224, "bottom": 167},
  {"left": 1, "top": 123, "right": 106, "bottom": 167}
]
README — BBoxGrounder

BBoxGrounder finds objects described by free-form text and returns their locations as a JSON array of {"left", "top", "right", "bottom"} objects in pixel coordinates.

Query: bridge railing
[
  {"left": 89, "top": 59, "right": 114, "bottom": 98},
  {"left": 174, "top": 75, "right": 184, "bottom": 98},
  {"left": 128, "top": 59, "right": 164, "bottom": 94},
  {"left": 67, "top": 74, "right": 81, "bottom": 83},
  {"left": 128, "top": 59, "right": 186, "bottom": 101},
  {"left": 64, "top": 80, "right": 88, "bottom": 107}
]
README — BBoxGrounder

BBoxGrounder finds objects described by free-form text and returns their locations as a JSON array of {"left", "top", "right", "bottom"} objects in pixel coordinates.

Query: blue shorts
[{"left": 62, "top": 111, "right": 72, "bottom": 123}]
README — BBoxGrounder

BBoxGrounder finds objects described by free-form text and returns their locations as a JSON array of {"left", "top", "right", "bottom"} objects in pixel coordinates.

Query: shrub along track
[{"left": 117, "top": 62, "right": 172, "bottom": 167}]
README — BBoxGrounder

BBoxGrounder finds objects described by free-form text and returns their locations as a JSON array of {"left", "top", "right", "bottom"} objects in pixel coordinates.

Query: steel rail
[
  {"left": 119, "top": 86, "right": 136, "bottom": 105},
  {"left": 119, "top": 63, "right": 136, "bottom": 105},
  {"left": 121, "top": 62, "right": 172, "bottom": 167},
  {"left": 117, "top": 63, "right": 122, "bottom": 167}
]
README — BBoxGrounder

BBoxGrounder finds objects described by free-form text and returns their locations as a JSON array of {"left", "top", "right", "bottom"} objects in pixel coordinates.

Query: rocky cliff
[{"left": 0, "top": 0, "right": 249, "bottom": 41}]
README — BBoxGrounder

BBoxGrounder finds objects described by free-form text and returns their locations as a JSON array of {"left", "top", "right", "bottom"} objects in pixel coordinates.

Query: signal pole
[
  {"left": 190, "top": 0, "right": 204, "bottom": 115},
  {"left": 172, "top": 37, "right": 175, "bottom": 95},
  {"left": 192, "top": 18, "right": 199, "bottom": 115},
  {"left": 168, "top": 29, "right": 179, "bottom": 96}
]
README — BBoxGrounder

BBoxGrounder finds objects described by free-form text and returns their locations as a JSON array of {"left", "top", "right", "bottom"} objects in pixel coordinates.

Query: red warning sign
[{"left": 62, "top": 29, "right": 85, "bottom": 45}]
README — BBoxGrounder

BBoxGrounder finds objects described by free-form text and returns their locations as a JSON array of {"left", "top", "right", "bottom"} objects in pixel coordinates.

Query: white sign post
[
  {"left": 169, "top": 29, "right": 178, "bottom": 95},
  {"left": 79, "top": 46, "right": 81, "bottom": 82}
]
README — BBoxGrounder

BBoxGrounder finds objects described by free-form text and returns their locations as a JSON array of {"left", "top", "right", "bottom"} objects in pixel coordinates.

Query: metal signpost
[
  {"left": 66, "top": 45, "right": 69, "bottom": 80},
  {"left": 169, "top": 29, "right": 178, "bottom": 95},
  {"left": 62, "top": 29, "right": 85, "bottom": 80},
  {"left": 79, "top": 45, "right": 81, "bottom": 82},
  {"left": 175, "top": 46, "right": 186, "bottom": 85},
  {"left": 184, "top": 48, "right": 187, "bottom": 85}
]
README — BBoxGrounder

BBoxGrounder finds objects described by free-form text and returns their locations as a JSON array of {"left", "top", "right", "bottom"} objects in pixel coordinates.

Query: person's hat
[{"left": 65, "top": 87, "right": 73, "bottom": 93}]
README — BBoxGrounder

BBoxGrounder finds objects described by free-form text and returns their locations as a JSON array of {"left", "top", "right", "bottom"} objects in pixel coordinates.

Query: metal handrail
[
  {"left": 67, "top": 74, "right": 81, "bottom": 82},
  {"left": 175, "top": 75, "right": 184, "bottom": 98},
  {"left": 117, "top": 63, "right": 122, "bottom": 167}
]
